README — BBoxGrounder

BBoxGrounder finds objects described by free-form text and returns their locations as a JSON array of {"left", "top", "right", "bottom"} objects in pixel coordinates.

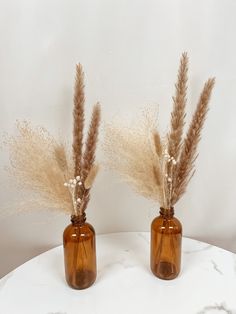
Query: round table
[{"left": 0, "top": 232, "right": 236, "bottom": 314}]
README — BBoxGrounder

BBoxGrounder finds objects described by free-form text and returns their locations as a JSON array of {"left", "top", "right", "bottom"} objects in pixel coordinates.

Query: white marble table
[{"left": 0, "top": 232, "right": 236, "bottom": 314}]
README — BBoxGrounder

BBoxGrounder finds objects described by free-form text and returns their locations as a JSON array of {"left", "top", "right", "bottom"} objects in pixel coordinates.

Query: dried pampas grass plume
[
  {"left": 171, "top": 78, "right": 215, "bottom": 204},
  {"left": 82, "top": 103, "right": 101, "bottom": 181},
  {"left": 168, "top": 52, "right": 188, "bottom": 162},
  {"left": 73, "top": 64, "right": 85, "bottom": 177}
]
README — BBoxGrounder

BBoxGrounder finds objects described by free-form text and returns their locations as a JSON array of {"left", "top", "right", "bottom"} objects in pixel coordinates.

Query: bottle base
[
  {"left": 67, "top": 270, "right": 96, "bottom": 289},
  {"left": 151, "top": 261, "right": 179, "bottom": 280}
]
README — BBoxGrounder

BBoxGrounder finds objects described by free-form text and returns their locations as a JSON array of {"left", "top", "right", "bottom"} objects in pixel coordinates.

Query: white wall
[{"left": 0, "top": 0, "right": 236, "bottom": 278}]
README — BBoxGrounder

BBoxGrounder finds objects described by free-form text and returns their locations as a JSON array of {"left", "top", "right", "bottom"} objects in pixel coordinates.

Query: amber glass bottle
[
  {"left": 150, "top": 207, "right": 182, "bottom": 280},
  {"left": 63, "top": 213, "right": 97, "bottom": 289}
]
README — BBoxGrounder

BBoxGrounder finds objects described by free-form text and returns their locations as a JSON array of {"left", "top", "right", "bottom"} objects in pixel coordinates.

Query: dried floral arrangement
[
  {"left": 105, "top": 53, "right": 215, "bottom": 209},
  {"left": 4, "top": 64, "right": 101, "bottom": 217}
]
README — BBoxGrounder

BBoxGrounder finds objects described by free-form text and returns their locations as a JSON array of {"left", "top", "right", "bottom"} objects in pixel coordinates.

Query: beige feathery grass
[
  {"left": 104, "top": 115, "right": 164, "bottom": 205},
  {"left": 54, "top": 143, "right": 69, "bottom": 173},
  {"left": 84, "top": 164, "right": 99, "bottom": 190},
  {"left": 105, "top": 53, "right": 215, "bottom": 209},
  {"left": 153, "top": 131, "right": 163, "bottom": 157}
]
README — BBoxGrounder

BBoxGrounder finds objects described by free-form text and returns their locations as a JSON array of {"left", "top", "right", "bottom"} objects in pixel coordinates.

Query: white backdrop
[{"left": 0, "top": 0, "right": 236, "bottom": 278}]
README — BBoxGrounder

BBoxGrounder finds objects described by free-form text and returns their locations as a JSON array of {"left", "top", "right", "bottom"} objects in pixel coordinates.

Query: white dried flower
[
  {"left": 164, "top": 149, "right": 170, "bottom": 159},
  {"left": 76, "top": 176, "right": 81, "bottom": 181}
]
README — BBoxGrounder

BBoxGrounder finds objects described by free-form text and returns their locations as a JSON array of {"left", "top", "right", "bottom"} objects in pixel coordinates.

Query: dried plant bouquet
[
  {"left": 4, "top": 64, "right": 101, "bottom": 218},
  {"left": 105, "top": 53, "right": 215, "bottom": 209}
]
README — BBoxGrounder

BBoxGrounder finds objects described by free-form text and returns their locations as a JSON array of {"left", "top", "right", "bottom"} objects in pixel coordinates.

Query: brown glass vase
[
  {"left": 150, "top": 207, "right": 182, "bottom": 280},
  {"left": 63, "top": 213, "right": 97, "bottom": 289}
]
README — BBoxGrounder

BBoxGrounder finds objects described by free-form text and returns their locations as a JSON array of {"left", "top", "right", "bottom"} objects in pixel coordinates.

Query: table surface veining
[{"left": 0, "top": 232, "right": 235, "bottom": 314}]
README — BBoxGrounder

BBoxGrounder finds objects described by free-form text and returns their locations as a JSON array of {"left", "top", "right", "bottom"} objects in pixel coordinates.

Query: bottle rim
[
  {"left": 71, "top": 212, "right": 86, "bottom": 225},
  {"left": 159, "top": 207, "right": 174, "bottom": 216}
]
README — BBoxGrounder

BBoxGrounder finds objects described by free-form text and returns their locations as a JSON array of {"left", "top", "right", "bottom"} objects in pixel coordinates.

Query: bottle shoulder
[
  {"left": 63, "top": 221, "right": 95, "bottom": 239},
  {"left": 151, "top": 215, "right": 182, "bottom": 232}
]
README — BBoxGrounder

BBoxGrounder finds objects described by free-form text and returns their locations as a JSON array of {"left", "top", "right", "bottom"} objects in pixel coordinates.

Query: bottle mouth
[
  {"left": 71, "top": 212, "right": 86, "bottom": 225},
  {"left": 159, "top": 207, "right": 174, "bottom": 217}
]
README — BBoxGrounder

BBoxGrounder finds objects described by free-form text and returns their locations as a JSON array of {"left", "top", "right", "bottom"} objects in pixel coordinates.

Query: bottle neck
[
  {"left": 71, "top": 212, "right": 86, "bottom": 225},
  {"left": 159, "top": 207, "right": 174, "bottom": 218}
]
